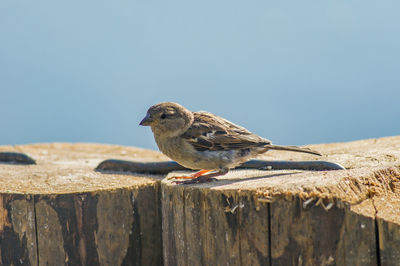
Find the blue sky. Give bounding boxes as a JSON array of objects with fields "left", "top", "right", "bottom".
[{"left": 1, "top": 0, "right": 399, "bottom": 150}]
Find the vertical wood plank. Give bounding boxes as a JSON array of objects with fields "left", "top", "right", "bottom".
[
  {"left": 239, "top": 196, "right": 270, "bottom": 266},
  {"left": 270, "top": 196, "right": 377, "bottom": 266},
  {"left": 0, "top": 194, "right": 37, "bottom": 266}
]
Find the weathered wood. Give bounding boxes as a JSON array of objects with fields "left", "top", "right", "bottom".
[
  {"left": 162, "top": 186, "right": 245, "bottom": 266},
  {"left": 238, "top": 195, "right": 270, "bottom": 265},
  {"left": 0, "top": 194, "right": 37, "bottom": 266},
  {"left": 162, "top": 136, "right": 400, "bottom": 266},
  {"left": 374, "top": 193, "right": 400, "bottom": 266},
  {"left": 377, "top": 216, "right": 400, "bottom": 266},
  {"left": 2, "top": 137, "right": 400, "bottom": 265},
  {"left": 0, "top": 143, "right": 164, "bottom": 265},
  {"left": 269, "top": 196, "right": 377, "bottom": 265}
]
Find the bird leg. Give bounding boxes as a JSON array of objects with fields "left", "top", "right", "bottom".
[
  {"left": 167, "top": 169, "right": 212, "bottom": 180},
  {"left": 172, "top": 169, "right": 228, "bottom": 184}
]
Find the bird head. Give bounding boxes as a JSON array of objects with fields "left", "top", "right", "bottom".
[{"left": 140, "top": 102, "right": 194, "bottom": 137}]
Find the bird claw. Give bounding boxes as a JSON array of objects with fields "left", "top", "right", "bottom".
[
  {"left": 167, "top": 169, "right": 212, "bottom": 180},
  {"left": 167, "top": 175, "right": 190, "bottom": 180}
]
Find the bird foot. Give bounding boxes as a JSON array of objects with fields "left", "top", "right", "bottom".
[
  {"left": 167, "top": 169, "right": 211, "bottom": 180},
  {"left": 173, "top": 176, "right": 218, "bottom": 184},
  {"left": 169, "top": 169, "right": 227, "bottom": 184}
]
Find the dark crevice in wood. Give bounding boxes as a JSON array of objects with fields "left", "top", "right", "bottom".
[
  {"left": 183, "top": 189, "right": 188, "bottom": 266},
  {"left": 267, "top": 203, "right": 272, "bottom": 266},
  {"left": 201, "top": 191, "right": 207, "bottom": 266},
  {"left": 33, "top": 196, "right": 40, "bottom": 266},
  {"left": 372, "top": 199, "right": 381, "bottom": 266},
  {"left": 155, "top": 184, "right": 164, "bottom": 266},
  {"left": 123, "top": 192, "right": 142, "bottom": 265},
  {"left": 375, "top": 218, "right": 381, "bottom": 266},
  {"left": 238, "top": 196, "right": 242, "bottom": 266}
]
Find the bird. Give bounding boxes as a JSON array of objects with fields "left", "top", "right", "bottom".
[{"left": 139, "top": 102, "right": 321, "bottom": 184}]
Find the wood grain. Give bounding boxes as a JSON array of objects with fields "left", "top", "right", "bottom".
[
  {"left": 0, "top": 143, "right": 163, "bottom": 265},
  {"left": 1, "top": 137, "right": 400, "bottom": 265}
]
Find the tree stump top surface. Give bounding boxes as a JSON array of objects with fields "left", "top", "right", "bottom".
[
  {"left": 1, "top": 137, "right": 399, "bottom": 223},
  {"left": 0, "top": 143, "right": 169, "bottom": 194},
  {"left": 163, "top": 136, "right": 400, "bottom": 224}
]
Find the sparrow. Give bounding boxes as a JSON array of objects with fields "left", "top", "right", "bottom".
[{"left": 139, "top": 102, "right": 321, "bottom": 184}]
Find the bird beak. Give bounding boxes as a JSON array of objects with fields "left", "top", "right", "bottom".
[{"left": 139, "top": 113, "right": 153, "bottom": 126}]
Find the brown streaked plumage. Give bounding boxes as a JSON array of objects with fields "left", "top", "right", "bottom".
[{"left": 140, "top": 102, "right": 321, "bottom": 184}]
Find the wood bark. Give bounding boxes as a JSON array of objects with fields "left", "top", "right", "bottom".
[
  {"left": 0, "top": 143, "right": 163, "bottom": 266},
  {"left": 161, "top": 136, "right": 400, "bottom": 266},
  {"left": 1, "top": 137, "right": 400, "bottom": 265},
  {"left": 0, "top": 194, "right": 37, "bottom": 265}
]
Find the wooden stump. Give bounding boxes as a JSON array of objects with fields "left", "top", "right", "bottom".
[
  {"left": 161, "top": 136, "right": 400, "bottom": 266},
  {"left": 2, "top": 137, "right": 400, "bottom": 265},
  {"left": 0, "top": 143, "right": 166, "bottom": 266}
]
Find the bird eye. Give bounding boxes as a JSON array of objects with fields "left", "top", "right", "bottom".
[{"left": 160, "top": 113, "right": 167, "bottom": 119}]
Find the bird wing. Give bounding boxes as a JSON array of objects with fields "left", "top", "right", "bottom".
[{"left": 181, "top": 112, "right": 271, "bottom": 151}]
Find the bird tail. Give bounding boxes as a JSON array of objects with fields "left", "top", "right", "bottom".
[{"left": 263, "top": 144, "right": 322, "bottom": 156}]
